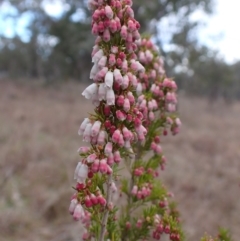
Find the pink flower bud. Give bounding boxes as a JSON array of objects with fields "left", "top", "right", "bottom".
[
  {"left": 126, "top": 114, "right": 133, "bottom": 122},
  {"left": 92, "top": 22, "right": 99, "bottom": 35},
  {"left": 77, "top": 146, "right": 90, "bottom": 154},
  {"left": 108, "top": 54, "right": 116, "bottom": 67},
  {"left": 97, "top": 130, "right": 106, "bottom": 145},
  {"left": 175, "top": 118, "right": 181, "bottom": 127},
  {"left": 128, "top": 19, "right": 136, "bottom": 32},
  {"left": 98, "top": 195, "right": 107, "bottom": 206},
  {"left": 116, "top": 58, "right": 122, "bottom": 67},
  {"left": 136, "top": 219, "right": 143, "bottom": 229},
  {"left": 92, "top": 159, "right": 100, "bottom": 173},
  {"left": 105, "top": 5, "right": 114, "bottom": 19},
  {"left": 136, "top": 191, "right": 142, "bottom": 199},
  {"left": 123, "top": 98, "right": 130, "bottom": 112},
  {"left": 149, "top": 111, "right": 155, "bottom": 121},
  {"left": 104, "top": 105, "right": 111, "bottom": 116},
  {"left": 87, "top": 153, "right": 97, "bottom": 163},
  {"left": 131, "top": 186, "right": 138, "bottom": 196},
  {"left": 91, "top": 120, "right": 101, "bottom": 137},
  {"left": 150, "top": 142, "right": 157, "bottom": 151},
  {"left": 111, "top": 46, "right": 118, "bottom": 53},
  {"left": 78, "top": 118, "right": 90, "bottom": 135},
  {"left": 116, "top": 110, "right": 126, "bottom": 121},
  {"left": 134, "top": 117, "right": 141, "bottom": 127},
  {"left": 104, "top": 142, "right": 113, "bottom": 156},
  {"left": 113, "top": 150, "right": 121, "bottom": 163},
  {"left": 103, "top": 28, "right": 111, "bottom": 42},
  {"left": 82, "top": 232, "right": 90, "bottom": 241},
  {"left": 92, "top": 9, "right": 100, "bottom": 21},
  {"left": 126, "top": 222, "right": 131, "bottom": 229},
  {"left": 125, "top": 6, "right": 134, "bottom": 18},
  {"left": 113, "top": 68, "right": 123, "bottom": 84},
  {"left": 127, "top": 91, "right": 135, "bottom": 105},
  {"left": 122, "top": 59, "right": 128, "bottom": 73},
  {"left": 116, "top": 95, "right": 124, "bottom": 106},
  {"left": 120, "top": 25, "right": 128, "bottom": 39},
  {"left": 107, "top": 153, "right": 114, "bottom": 166},
  {"left": 112, "top": 129, "right": 121, "bottom": 143},
  {"left": 109, "top": 19, "right": 117, "bottom": 33},
  {"left": 155, "top": 145, "right": 162, "bottom": 154},
  {"left": 133, "top": 30, "right": 140, "bottom": 40},
  {"left": 90, "top": 193, "right": 98, "bottom": 205},
  {"left": 122, "top": 75, "right": 129, "bottom": 89},
  {"left": 107, "top": 165, "right": 113, "bottom": 174},
  {"left": 118, "top": 133, "right": 125, "bottom": 147},
  {"left": 84, "top": 195, "right": 93, "bottom": 208},
  {"left": 97, "top": 21, "right": 104, "bottom": 33},
  {"left": 122, "top": 127, "right": 133, "bottom": 141},
  {"left": 99, "top": 159, "right": 108, "bottom": 173},
  {"left": 126, "top": 32, "right": 133, "bottom": 43}
]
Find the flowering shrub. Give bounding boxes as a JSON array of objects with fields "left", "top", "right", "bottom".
[{"left": 69, "top": 1, "right": 232, "bottom": 241}]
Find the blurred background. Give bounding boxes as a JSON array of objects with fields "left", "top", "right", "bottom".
[{"left": 0, "top": 0, "right": 240, "bottom": 241}]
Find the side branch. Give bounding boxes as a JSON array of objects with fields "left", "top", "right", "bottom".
[{"left": 99, "top": 174, "right": 113, "bottom": 241}]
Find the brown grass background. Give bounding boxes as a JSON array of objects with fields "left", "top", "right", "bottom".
[{"left": 0, "top": 80, "right": 240, "bottom": 241}]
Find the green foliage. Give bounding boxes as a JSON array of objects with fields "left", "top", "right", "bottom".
[{"left": 218, "top": 228, "right": 232, "bottom": 241}]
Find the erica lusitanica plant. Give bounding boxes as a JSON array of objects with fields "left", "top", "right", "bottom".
[{"left": 68, "top": 1, "right": 232, "bottom": 241}]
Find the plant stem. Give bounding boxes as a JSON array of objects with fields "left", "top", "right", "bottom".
[{"left": 99, "top": 174, "right": 113, "bottom": 241}]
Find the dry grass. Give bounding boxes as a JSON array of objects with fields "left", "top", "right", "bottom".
[{"left": 0, "top": 79, "right": 239, "bottom": 241}]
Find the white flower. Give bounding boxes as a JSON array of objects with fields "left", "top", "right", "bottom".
[
  {"left": 78, "top": 118, "right": 90, "bottom": 135},
  {"left": 98, "top": 83, "right": 107, "bottom": 101},
  {"left": 92, "top": 49, "right": 104, "bottom": 63},
  {"left": 98, "top": 56, "right": 107, "bottom": 69},
  {"left": 136, "top": 83, "right": 143, "bottom": 96},
  {"left": 136, "top": 61, "right": 145, "bottom": 72},
  {"left": 90, "top": 63, "right": 99, "bottom": 79},
  {"left": 92, "top": 94, "right": 100, "bottom": 107},
  {"left": 69, "top": 198, "right": 78, "bottom": 214},
  {"left": 82, "top": 83, "right": 98, "bottom": 100},
  {"left": 73, "top": 203, "right": 85, "bottom": 221},
  {"left": 105, "top": 71, "right": 114, "bottom": 88},
  {"left": 83, "top": 123, "right": 93, "bottom": 142},
  {"left": 106, "top": 89, "right": 115, "bottom": 105},
  {"left": 74, "top": 162, "right": 88, "bottom": 184}
]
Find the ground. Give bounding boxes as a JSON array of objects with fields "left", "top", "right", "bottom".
[{"left": 0, "top": 79, "right": 239, "bottom": 241}]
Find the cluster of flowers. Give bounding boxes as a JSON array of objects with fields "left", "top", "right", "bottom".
[
  {"left": 135, "top": 38, "right": 181, "bottom": 131},
  {"left": 115, "top": 36, "right": 184, "bottom": 240},
  {"left": 152, "top": 214, "right": 181, "bottom": 241},
  {"left": 69, "top": 0, "right": 151, "bottom": 239}
]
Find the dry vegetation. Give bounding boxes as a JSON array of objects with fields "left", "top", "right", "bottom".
[{"left": 0, "top": 79, "right": 240, "bottom": 241}]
